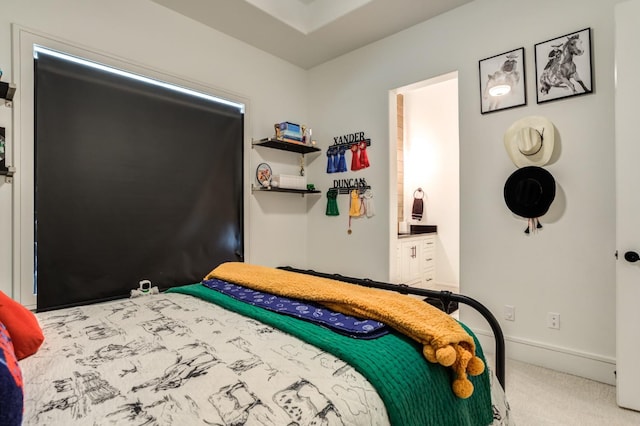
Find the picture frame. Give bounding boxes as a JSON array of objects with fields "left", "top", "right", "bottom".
[
  {"left": 256, "top": 162, "right": 272, "bottom": 187},
  {"left": 479, "top": 47, "right": 526, "bottom": 114},
  {"left": 534, "top": 28, "right": 593, "bottom": 104}
]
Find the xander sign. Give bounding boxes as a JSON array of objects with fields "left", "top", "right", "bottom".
[
  {"left": 328, "top": 131, "right": 372, "bottom": 173},
  {"left": 333, "top": 131, "right": 366, "bottom": 145}
]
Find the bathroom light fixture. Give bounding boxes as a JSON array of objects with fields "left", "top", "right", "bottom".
[{"left": 489, "top": 84, "right": 511, "bottom": 97}]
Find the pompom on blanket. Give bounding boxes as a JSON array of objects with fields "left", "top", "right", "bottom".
[{"left": 205, "top": 262, "right": 485, "bottom": 398}]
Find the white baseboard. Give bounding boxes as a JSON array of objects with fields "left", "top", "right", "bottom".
[{"left": 472, "top": 328, "right": 616, "bottom": 386}]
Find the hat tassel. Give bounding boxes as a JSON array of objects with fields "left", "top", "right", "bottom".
[{"left": 524, "top": 218, "right": 543, "bottom": 234}]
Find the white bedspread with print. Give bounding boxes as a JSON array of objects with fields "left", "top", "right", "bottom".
[
  {"left": 19, "top": 291, "right": 511, "bottom": 425},
  {"left": 20, "top": 293, "right": 387, "bottom": 425}
]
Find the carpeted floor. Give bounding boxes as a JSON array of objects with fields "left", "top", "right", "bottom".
[{"left": 505, "top": 358, "right": 640, "bottom": 425}]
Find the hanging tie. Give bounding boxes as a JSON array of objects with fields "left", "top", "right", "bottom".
[
  {"left": 359, "top": 141, "right": 370, "bottom": 169},
  {"left": 350, "top": 144, "right": 361, "bottom": 171},
  {"left": 412, "top": 188, "right": 424, "bottom": 221}
]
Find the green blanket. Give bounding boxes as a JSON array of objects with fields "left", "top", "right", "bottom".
[{"left": 168, "top": 283, "right": 494, "bottom": 426}]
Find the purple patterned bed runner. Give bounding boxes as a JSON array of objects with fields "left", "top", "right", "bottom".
[{"left": 203, "top": 278, "right": 389, "bottom": 339}]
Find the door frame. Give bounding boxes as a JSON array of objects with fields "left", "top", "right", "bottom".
[
  {"left": 614, "top": 0, "right": 640, "bottom": 410},
  {"left": 387, "top": 72, "right": 460, "bottom": 289}
]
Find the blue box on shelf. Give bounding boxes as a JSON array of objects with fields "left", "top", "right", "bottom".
[{"left": 278, "top": 122, "right": 302, "bottom": 141}]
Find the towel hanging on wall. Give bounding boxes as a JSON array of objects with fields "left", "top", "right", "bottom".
[{"left": 412, "top": 188, "right": 424, "bottom": 221}]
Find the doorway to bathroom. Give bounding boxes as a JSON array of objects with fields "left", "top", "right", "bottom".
[{"left": 389, "top": 71, "right": 460, "bottom": 293}]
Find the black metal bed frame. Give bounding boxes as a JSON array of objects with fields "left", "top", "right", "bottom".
[{"left": 279, "top": 266, "right": 506, "bottom": 389}]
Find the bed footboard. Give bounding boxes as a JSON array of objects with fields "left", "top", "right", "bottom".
[{"left": 278, "top": 266, "right": 506, "bottom": 389}]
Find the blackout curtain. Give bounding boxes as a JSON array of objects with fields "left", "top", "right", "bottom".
[{"left": 34, "top": 51, "right": 244, "bottom": 311}]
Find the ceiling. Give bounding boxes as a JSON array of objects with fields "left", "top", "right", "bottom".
[{"left": 151, "top": 0, "right": 474, "bottom": 69}]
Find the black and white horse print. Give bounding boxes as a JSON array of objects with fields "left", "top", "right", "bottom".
[{"left": 539, "top": 34, "right": 590, "bottom": 95}]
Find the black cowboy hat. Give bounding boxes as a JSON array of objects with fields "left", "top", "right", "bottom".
[{"left": 504, "top": 166, "right": 556, "bottom": 219}]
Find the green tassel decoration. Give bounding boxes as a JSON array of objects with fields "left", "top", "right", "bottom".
[{"left": 326, "top": 189, "right": 339, "bottom": 216}]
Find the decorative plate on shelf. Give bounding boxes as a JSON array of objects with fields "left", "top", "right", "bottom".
[{"left": 256, "top": 163, "right": 272, "bottom": 187}]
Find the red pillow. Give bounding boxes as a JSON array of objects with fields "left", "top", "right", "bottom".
[{"left": 0, "top": 291, "right": 44, "bottom": 360}]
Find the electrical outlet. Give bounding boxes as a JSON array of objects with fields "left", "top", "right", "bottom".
[
  {"left": 504, "top": 305, "right": 515, "bottom": 321},
  {"left": 547, "top": 312, "right": 560, "bottom": 329}
]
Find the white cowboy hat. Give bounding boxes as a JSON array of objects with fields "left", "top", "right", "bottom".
[{"left": 504, "top": 116, "right": 555, "bottom": 167}]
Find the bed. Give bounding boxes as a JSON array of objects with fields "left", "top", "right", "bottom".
[{"left": 7, "top": 262, "right": 511, "bottom": 425}]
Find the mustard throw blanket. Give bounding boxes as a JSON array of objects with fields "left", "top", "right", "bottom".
[{"left": 205, "top": 262, "right": 485, "bottom": 398}]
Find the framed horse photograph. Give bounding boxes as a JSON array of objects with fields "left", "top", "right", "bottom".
[
  {"left": 535, "top": 28, "right": 593, "bottom": 104},
  {"left": 478, "top": 47, "right": 526, "bottom": 114}
]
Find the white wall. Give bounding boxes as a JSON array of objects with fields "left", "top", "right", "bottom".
[
  {"left": 0, "top": 0, "right": 311, "bottom": 300},
  {"left": 0, "top": 0, "right": 625, "bottom": 385},
  {"left": 404, "top": 78, "right": 460, "bottom": 286},
  {"left": 307, "top": 0, "right": 620, "bottom": 384}
]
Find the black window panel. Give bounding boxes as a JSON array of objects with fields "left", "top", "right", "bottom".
[{"left": 35, "top": 52, "right": 244, "bottom": 311}]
